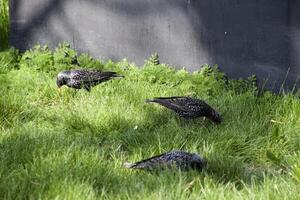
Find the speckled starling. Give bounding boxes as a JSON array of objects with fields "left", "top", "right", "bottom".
[
  {"left": 56, "top": 69, "right": 124, "bottom": 91},
  {"left": 146, "top": 96, "right": 222, "bottom": 124},
  {"left": 124, "top": 150, "right": 206, "bottom": 171}
]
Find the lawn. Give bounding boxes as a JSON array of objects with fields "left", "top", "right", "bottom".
[{"left": 0, "top": 44, "right": 300, "bottom": 199}]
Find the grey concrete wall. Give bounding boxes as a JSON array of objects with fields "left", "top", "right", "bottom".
[{"left": 10, "top": 0, "right": 300, "bottom": 90}]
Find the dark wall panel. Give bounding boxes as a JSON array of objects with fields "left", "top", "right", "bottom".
[{"left": 10, "top": 0, "right": 300, "bottom": 90}]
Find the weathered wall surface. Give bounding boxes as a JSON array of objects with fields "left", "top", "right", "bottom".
[{"left": 10, "top": 0, "right": 300, "bottom": 90}]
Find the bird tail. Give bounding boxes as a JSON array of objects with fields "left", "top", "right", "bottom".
[
  {"left": 145, "top": 98, "right": 182, "bottom": 111},
  {"left": 145, "top": 96, "right": 186, "bottom": 103},
  {"left": 101, "top": 71, "right": 124, "bottom": 78},
  {"left": 110, "top": 72, "right": 124, "bottom": 78},
  {"left": 145, "top": 99, "right": 155, "bottom": 103},
  {"left": 123, "top": 162, "right": 136, "bottom": 168},
  {"left": 145, "top": 97, "right": 169, "bottom": 103},
  {"left": 112, "top": 74, "right": 124, "bottom": 78}
]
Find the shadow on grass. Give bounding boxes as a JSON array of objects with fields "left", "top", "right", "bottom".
[
  {"left": 204, "top": 157, "right": 268, "bottom": 189},
  {"left": 0, "top": 78, "right": 39, "bottom": 129},
  {"left": 0, "top": 128, "right": 131, "bottom": 198}
]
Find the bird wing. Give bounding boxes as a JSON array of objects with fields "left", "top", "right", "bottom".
[
  {"left": 184, "top": 98, "right": 211, "bottom": 112},
  {"left": 128, "top": 152, "right": 175, "bottom": 169},
  {"left": 150, "top": 96, "right": 201, "bottom": 112},
  {"left": 129, "top": 151, "right": 191, "bottom": 170},
  {"left": 71, "top": 70, "right": 90, "bottom": 82},
  {"left": 72, "top": 70, "right": 120, "bottom": 84}
]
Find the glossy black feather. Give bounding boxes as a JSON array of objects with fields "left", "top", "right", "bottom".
[
  {"left": 124, "top": 151, "right": 206, "bottom": 171},
  {"left": 146, "top": 96, "right": 222, "bottom": 124},
  {"left": 56, "top": 69, "right": 123, "bottom": 91}
]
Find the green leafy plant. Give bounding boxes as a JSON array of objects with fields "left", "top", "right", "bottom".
[
  {"left": 19, "top": 45, "right": 55, "bottom": 72},
  {"left": 145, "top": 52, "right": 160, "bottom": 66},
  {"left": 53, "top": 42, "right": 78, "bottom": 66}
]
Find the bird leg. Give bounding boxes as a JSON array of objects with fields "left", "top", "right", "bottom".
[{"left": 84, "top": 85, "right": 91, "bottom": 92}]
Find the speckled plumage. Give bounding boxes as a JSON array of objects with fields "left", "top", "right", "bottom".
[
  {"left": 146, "top": 96, "right": 222, "bottom": 124},
  {"left": 56, "top": 69, "right": 123, "bottom": 91},
  {"left": 124, "top": 151, "right": 206, "bottom": 171}
]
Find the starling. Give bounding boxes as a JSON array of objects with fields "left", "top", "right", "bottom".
[
  {"left": 146, "top": 96, "right": 222, "bottom": 124},
  {"left": 56, "top": 69, "right": 124, "bottom": 91},
  {"left": 124, "top": 150, "right": 206, "bottom": 171}
]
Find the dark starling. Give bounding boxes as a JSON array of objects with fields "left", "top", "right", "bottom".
[
  {"left": 146, "top": 96, "right": 222, "bottom": 124},
  {"left": 124, "top": 150, "right": 206, "bottom": 171},
  {"left": 56, "top": 69, "right": 124, "bottom": 91}
]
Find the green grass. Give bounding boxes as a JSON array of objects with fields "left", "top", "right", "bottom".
[
  {"left": 0, "top": 44, "right": 300, "bottom": 199},
  {"left": 0, "top": 0, "right": 8, "bottom": 50}
]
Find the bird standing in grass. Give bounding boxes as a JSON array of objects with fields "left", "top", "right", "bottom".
[
  {"left": 56, "top": 69, "right": 124, "bottom": 91},
  {"left": 124, "top": 150, "right": 206, "bottom": 171},
  {"left": 146, "top": 96, "right": 222, "bottom": 124}
]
